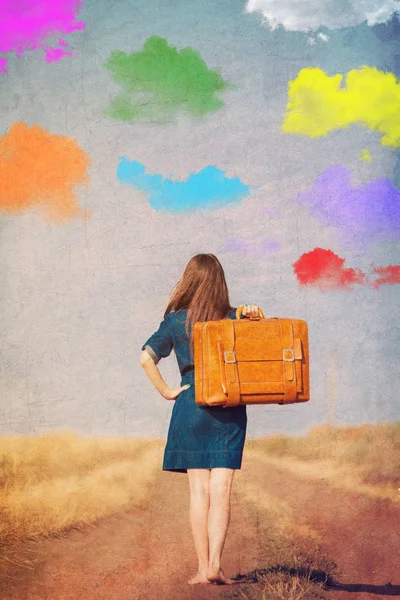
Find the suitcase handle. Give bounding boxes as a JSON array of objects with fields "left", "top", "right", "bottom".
[{"left": 235, "top": 305, "right": 265, "bottom": 320}]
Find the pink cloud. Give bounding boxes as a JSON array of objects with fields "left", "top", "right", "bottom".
[{"left": 0, "top": 0, "right": 85, "bottom": 72}]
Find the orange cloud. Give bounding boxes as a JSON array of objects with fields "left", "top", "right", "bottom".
[{"left": 0, "top": 122, "right": 91, "bottom": 221}]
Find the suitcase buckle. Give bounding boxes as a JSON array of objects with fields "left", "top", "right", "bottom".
[
  {"left": 224, "top": 350, "right": 236, "bottom": 364},
  {"left": 283, "top": 348, "right": 295, "bottom": 362}
]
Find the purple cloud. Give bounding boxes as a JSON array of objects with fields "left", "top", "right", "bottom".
[
  {"left": 296, "top": 165, "right": 400, "bottom": 247},
  {"left": 219, "top": 236, "right": 280, "bottom": 256},
  {"left": 261, "top": 208, "right": 282, "bottom": 217}
]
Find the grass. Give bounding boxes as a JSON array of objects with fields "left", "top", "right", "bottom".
[
  {"left": 232, "top": 566, "right": 329, "bottom": 600},
  {"left": 247, "top": 422, "right": 400, "bottom": 493},
  {"left": 0, "top": 430, "right": 163, "bottom": 543}
]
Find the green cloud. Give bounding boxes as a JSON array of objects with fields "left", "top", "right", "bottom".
[{"left": 103, "top": 36, "right": 231, "bottom": 123}]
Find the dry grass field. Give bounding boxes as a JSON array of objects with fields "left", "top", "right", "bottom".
[
  {"left": 0, "top": 431, "right": 163, "bottom": 543},
  {"left": 246, "top": 422, "right": 400, "bottom": 501},
  {"left": 1, "top": 424, "right": 398, "bottom": 600}
]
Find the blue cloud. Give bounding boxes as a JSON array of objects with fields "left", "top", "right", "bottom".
[{"left": 116, "top": 158, "right": 250, "bottom": 213}]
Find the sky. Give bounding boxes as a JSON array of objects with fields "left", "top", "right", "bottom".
[{"left": 0, "top": 0, "right": 399, "bottom": 438}]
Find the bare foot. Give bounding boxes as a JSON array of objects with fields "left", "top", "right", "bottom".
[
  {"left": 188, "top": 570, "right": 211, "bottom": 585},
  {"left": 207, "top": 568, "right": 235, "bottom": 585}
]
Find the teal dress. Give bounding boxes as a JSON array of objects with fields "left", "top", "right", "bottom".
[{"left": 142, "top": 308, "right": 247, "bottom": 473}]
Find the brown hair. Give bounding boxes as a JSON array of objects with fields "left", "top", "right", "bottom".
[{"left": 164, "top": 254, "right": 232, "bottom": 353}]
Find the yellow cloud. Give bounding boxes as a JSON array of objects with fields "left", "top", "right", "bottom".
[{"left": 282, "top": 67, "right": 400, "bottom": 149}]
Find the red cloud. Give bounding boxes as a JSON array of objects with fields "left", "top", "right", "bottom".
[
  {"left": 293, "top": 248, "right": 365, "bottom": 290},
  {"left": 293, "top": 248, "right": 400, "bottom": 290},
  {"left": 370, "top": 265, "right": 400, "bottom": 289}
]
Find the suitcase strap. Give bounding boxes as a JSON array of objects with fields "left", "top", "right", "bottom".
[
  {"left": 278, "top": 319, "right": 298, "bottom": 404},
  {"left": 222, "top": 319, "right": 241, "bottom": 408},
  {"left": 222, "top": 318, "right": 299, "bottom": 407}
]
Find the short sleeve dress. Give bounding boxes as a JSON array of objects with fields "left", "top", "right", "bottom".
[{"left": 141, "top": 308, "right": 247, "bottom": 473}]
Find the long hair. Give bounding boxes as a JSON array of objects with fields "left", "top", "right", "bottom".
[{"left": 164, "top": 254, "right": 232, "bottom": 354}]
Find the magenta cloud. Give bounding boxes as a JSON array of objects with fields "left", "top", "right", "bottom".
[{"left": 0, "top": 0, "right": 85, "bottom": 73}]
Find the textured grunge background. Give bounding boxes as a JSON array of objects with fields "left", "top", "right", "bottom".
[{"left": 1, "top": 0, "right": 400, "bottom": 438}]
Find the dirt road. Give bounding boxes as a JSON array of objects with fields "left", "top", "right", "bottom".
[
  {"left": 248, "top": 453, "right": 400, "bottom": 599},
  {"left": 2, "top": 453, "right": 399, "bottom": 600}
]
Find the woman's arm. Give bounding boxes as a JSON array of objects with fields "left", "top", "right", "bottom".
[{"left": 140, "top": 349, "right": 190, "bottom": 400}]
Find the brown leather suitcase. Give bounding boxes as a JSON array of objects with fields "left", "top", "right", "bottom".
[{"left": 193, "top": 305, "right": 310, "bottom": 407}]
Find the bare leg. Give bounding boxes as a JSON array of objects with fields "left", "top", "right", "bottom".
[
  {"left": 207, "top": 468, "right": 235, "bottom": 584},
  {"left": 187, "top": 468, "right": 211, "bottom": 584}
]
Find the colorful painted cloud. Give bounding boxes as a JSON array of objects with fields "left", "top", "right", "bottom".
[
  {"left": 282, "top": 67, "right": 400, "bottom": 149},
  {"left": 104, "top": 36, "right": 230, "bottom": 122},
  {"left": 370, "top": 265, "right": 400, "bottom": 288},
  {"left": 116, "top": 159, "right": 250, "bottom": 213},
  {"left": 219, "top": 237, "right": 280, "bottom": 256},
  {"left": 0, "top": 122, "right": 90, "bottom": 221},
  {"left": 293, "top": 248, "right": 400, "bottom": 290},
  {"left": 296, "top": 165, "right": 400, "bottom": 247},
  {"left": 245, "top": 0, "right": 399, "bottom": 32},
  {"left": 293, "top": 248, "right": 365, "bottom": 290},
  {"left": 0, "top": 0, "right": 85, "bottom": 73}
]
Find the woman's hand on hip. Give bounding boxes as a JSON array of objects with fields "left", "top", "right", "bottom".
[
  {"left": 242, "top": 304, "right": 260, "bottom": 318},
  {"left": 163, "top": 384, "right": 191, "bottom": 401},
  {"left": 140, "top": 350, "right": 191, "bottom": 400}
]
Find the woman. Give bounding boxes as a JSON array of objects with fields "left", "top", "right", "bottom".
[{"left": 140, "top": 253, "right": 260, "bottom": 586}]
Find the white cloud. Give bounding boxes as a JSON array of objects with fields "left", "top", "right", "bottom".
[{"left": 245, "top": 0, "right": 399, "bottom": 32}]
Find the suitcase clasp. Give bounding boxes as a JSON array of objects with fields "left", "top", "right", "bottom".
[
  {"left": 224, "top": 350, "right": 237, "bottom": 364},
  {"left": 283, "top": 349, "right": 295, "bottom": 362}
]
